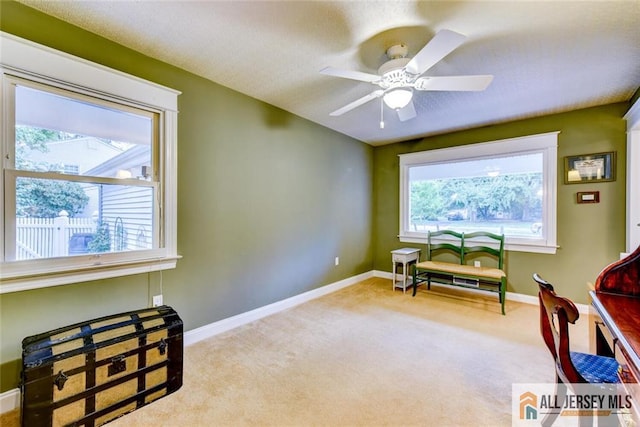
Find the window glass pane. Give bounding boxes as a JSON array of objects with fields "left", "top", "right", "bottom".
[
  {"left": 408, "top": 153, "right": 543, "bottom": 238},
  {"left": 15, "top": 85, "right": 153, "bottom": 179},
  {"left": 15, "top": 177, "right": 155, "bottom": 260}
]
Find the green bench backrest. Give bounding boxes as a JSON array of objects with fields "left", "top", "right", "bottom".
[
  {"left": 463, "top": 231, "right": 505, "bottom": 270},
  {"left": 427, "top": 230, "right": 464, "bottom": 262},
  {"left": 427, "top": 230, "right": 505, "bottom": 270}
]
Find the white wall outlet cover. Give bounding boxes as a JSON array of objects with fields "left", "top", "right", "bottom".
[{"left": 153, "top": 295, "right": 163, "bottom": 306}]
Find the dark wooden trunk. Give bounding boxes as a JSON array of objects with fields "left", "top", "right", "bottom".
[{"left": 21, "top": 306, "right": 183, "bottom": 427}]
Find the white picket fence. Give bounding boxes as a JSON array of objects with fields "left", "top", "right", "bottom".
[{"left": 16, "top": 211, "right": 95, "bottom": 260}]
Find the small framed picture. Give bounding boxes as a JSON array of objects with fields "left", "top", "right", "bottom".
[
  {"left": 577, "top": 191, "right": 599, "bottom": 204},
  {"left": 564, "top": 151, "right": 615, "bottom": 184}
]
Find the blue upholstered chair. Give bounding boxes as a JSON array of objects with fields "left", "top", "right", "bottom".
[{"left": 534, "top": 273, "right": 620, "bottom": 427}]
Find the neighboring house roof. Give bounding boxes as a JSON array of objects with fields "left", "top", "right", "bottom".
[
  {"left": 84, "top": 144, "right": 150, "bottom": 178},
  {"left": 26, "top": 137, "right": 123, "bottom": 174}
]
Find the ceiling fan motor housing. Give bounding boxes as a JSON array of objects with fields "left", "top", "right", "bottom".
[
  {"left": 378, "top": 57, "right": 412, "bottom": 89},
  {"left": 385, "top": 43, "right": 408, "bottom": 59},
  {"left": 377, "top": 44, "right": 414, "bottom": 89}
]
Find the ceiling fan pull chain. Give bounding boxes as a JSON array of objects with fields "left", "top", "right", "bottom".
[{"left": 379, "top": 98, "right": 385, "bottom": 129}]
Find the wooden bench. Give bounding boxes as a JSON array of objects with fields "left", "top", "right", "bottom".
[{"left": 411, "top": 230, "right": 507, "bottom": 314}]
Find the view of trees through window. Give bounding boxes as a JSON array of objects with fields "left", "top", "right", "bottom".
[
  {"left": 13, "top": 123, "right": 154, "bottom": 259},
  {"left": 3, "top": 81, "right": 160, "bottom": 261},
  {"left": 408, "top": 154, "right": 544, "bottom": 238},
  {"left": 16, "top": 126, "right": 91, "bottom": 218}
]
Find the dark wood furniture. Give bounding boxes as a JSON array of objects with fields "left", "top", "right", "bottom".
[
  {"left": 412, "top": 230, "right": 506, "bottom": 314},
  {"left": 21, "top": 306, "right": 183, "bottom": 427},
  {"left": 535, "top": 273, "right": 621, "bottom": 427},
  {"left": 590, "top": 245, "right": 640, "bottom": 425}
]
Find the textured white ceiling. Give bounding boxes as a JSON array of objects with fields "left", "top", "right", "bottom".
[{"left": 16, "top": 0, "right": 640, "bottom": 146}]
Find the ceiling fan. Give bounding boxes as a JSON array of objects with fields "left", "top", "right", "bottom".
[{"left": 320, "top": 29, "right": 493, "bottom": 124}]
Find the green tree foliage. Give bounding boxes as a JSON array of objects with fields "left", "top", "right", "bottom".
[
  {"left": 16, "top": 178, "right": 89, "bottom": 217},
  {"left": 15, "top": 127, "right": 59, "bottom": 170},
  {"left": 410, "top": 181, "right": 445, "bottom": 221},
  {"left": 88, "top": 221, "right": 111, "bottom": 253},
  {"left": 411, "top": 173, "right": 542, "bottom": 222},
  {"left": 15, "top": 126, "right": 89, "bottom": 218}
]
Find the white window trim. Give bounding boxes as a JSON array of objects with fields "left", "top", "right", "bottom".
[
  {"left": 624, "top": 100, "right": 640, "bottom": 254},
  {"left": 0, "top": 31, "right": 181, "bottom": 293},
  {"left": 398, "top": 132, "right": 559, "bottom": 254}
]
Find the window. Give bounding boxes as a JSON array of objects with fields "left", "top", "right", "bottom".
[
  {"left": 399, "top": 132, "right": 558, "bottom": 254},
  {"left": 1, "top": 32, "right": 180, "bottom": 292}
]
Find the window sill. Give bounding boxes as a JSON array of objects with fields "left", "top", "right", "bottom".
[
  {"left": 398, "top": 235, "right": 557, "bottom": 255},
  {"left": 0, "top": 256, "right": 181, "bottom": 294}
]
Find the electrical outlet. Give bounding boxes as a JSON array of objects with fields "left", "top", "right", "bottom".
[
  {"left": 152, "top": 294, "right": 163, "bottom": 307},
  {"left": 335, "top": 257, "right": 339, "bottom": 266},
  {"left": 474, "top": 261, "right": 481, "bottom": 268}
]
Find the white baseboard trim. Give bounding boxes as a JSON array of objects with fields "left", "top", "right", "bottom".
[
  {"left": 372, "top": 270, "right": 590, "bottom": 314},
  {"left": 507, "top": 291, "right": 590, "bottom": 314},
  {"left": 373, "top": 270, "right": 393, "bottom": 280},
  {"left": 183, "top": 271, "right": 374, "bottom": 346},
  {"left": 1, "top": 269, "right": 588, "bottom": 415},
  {"left": 0, "top": 271, "right": 375, "bottom": 416},
  {"left": 0, "top": 388, "right": 19, "bottom": 415}
]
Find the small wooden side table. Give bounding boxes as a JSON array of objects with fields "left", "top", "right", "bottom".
[{"left": 391, "top": 248, "right": 421, "bottom": 293}]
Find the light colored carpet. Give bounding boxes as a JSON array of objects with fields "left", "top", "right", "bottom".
[{"left": 2, "top": 277, "right": 591, "bottom": 426}]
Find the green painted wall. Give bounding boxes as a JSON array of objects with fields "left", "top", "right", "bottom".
[
  {"left": 373, "top": 103, "right": 628, "bottom": 306},
  {"left": 0, "top": 0, "right": 631, "bottom": 396},
  {"left": 0, "top": 2, "right": 374, "bottom": 391}
]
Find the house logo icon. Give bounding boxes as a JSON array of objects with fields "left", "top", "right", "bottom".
[{"left": 519, "top": 391, "right": 537, "bottom": 420}]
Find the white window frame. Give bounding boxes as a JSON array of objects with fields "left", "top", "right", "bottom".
[
  {"left": 0, "top": 32, "right": 181, "bottom": 293},
  {"left": 399, "top": 132, "right": 558, "bottom": 254},
  {"left": 624, "top": 100, "right": 640, "bottom": 254}
]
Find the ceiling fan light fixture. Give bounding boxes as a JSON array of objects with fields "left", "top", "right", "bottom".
[
  {"left": 383, "top": 88, "right": 412, "bottom": 110},
  {"left": 321, "top": 30, "right": 493, "bottom": 124}
]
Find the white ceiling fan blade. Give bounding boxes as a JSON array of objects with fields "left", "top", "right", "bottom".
[
  {"left": 329, "top": 90, "right": 384, "bottom": 116},
  {"left": 396, "top": 100, "right": 417, "bottom": 122},
  {"left": 320, "top": 66, "right": 380, "bottom": 83},
  {"left": 405, "top": 29, "right": 467, "bottom": 76},
  {"left": 414, "top": 75, "right": 494, "bottom": 91}
]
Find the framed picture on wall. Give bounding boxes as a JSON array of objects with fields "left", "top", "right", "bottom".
[{"left": 564, "top": 151, "right": 616, "bottom": 184}]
